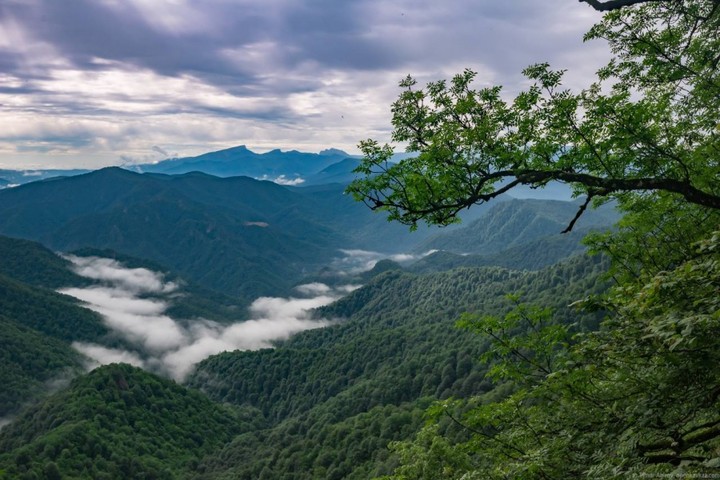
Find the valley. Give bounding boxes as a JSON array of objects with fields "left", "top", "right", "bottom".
[
  {"left": 0, "top": 149, "right": 615, "bottom": 479},
  {"left": 2, "top": 0, "right": 719, "bottom": 477}
]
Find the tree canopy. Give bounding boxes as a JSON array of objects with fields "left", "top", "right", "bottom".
[
  {"left": 348, "top": 0, "right": 720, "bottom": 477},
  {"left": 348, "top": 0, "right": 720, "bottom": 232}
]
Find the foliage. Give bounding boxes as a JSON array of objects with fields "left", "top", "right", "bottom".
[
  {"left": 585, "top": 192, "right": 720, "bottom": 282},
  {"left": 195, "top": 401, "right": 428, "bottom": 480},
  {"left": 0, "top": 235, "right": 88, "bottom": 289},
  {"left": 0, "top": 364, "right": 247, "bottom": 480},
  {"left": 0, "top": 273, "right": 107, "bottom": 344},
  {"left": 347, "top": 0, "right": 720, "bottom": 231},
  {"left": 187, "top": 255, "right": 608, "bottom": 478},
  {"left": 0, "top": 316, "right": 82, "bottom": 417},
  {"left": 385, "top": 230, "right": 720, "bottom": 479},
  {"left": 346, "top": 1, "right": 720, "bottom": 478}
]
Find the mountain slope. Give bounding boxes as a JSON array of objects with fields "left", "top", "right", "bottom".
[
  {"left": 0, "top": 169, "right": 345, "bottom": 300},
  {"left": 0, "top": 364, "right": 252, "bottom": 480},
  {"left": 0, "top": 315, "right": 82, "bottom": 419},
  {"left": 417, "top": 198, "right": 618, "bottom": 255},
  {"left": 0, "top": 168, "right": 517, "bottom": 298},
  {"left": 303, "top": 157, "right": 362, "bottom": 186},
  {"left": 0, "top": 273, "right": 106, "bottom": 344},
  {"left": 0, "top": 272, "right": 101, "bottom": 416},
  {"left": 409, "top": 226, "right": 595, "bottom": 272},
  {"left": 0, "top": 235, "right": 86, "bottom": 288},
  {"left": 0, "top": 234, "right": 256, "bottom": 417},
  {"left": 188, "top": 254, "right": 609, "bottom": 479}
]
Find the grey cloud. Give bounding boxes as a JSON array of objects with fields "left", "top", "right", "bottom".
[
  {"left": 3, "top": 0, "right": 602, "bottom": 85},
  {"left": 0, "top": 0, "right": 609, "bottom": 168},
  {"left": 151, "top": 145, "right": 170, "bottom": 157}
]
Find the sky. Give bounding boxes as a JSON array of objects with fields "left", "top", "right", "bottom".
[{"left": 0, "top": 0, "right": 610, "bottom": 169}]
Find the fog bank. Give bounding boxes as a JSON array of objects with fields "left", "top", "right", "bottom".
[{"left": 61, "top": 256, "right": 346, "bottom": 380}]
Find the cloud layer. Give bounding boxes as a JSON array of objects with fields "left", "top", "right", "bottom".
[
  {"left": 61, "top": 256, "right": 345, "bottom": 380},
  {"left": 0, "top": 0, "right": 610, "bottom": 168},
  {"left": 334, "top": 248, "right": 437, "bottom": 274}
]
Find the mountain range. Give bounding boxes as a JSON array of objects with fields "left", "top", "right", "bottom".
[
  {"left": 0, "top": 146, "right": 361, "bottom": 189},
  {"left": 0, "top": 146, "right": 572, "bottom": 199},
  {"left": 0, "top": 166, "right": 609, "bottom": 303},
  {"left": 0, "top": 144, "right": 622, "bottom": 479}
]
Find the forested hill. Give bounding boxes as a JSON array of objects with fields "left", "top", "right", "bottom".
[
  {"left": 0, "top": 250, "right": 608, "bottom": 480},
  {"left": 0, "top": 236, "right": 88, "bottom": 289},
  {"left": 0, "top": 168, "right": 614, "bottom": 303},
  {"left": 0, "top": 364, "right": 255, "bottom": 480},
  {"left": 0, "top": 234, "right": 247, "bottom": 419},
  {"left": 0, "top": 272, "right": 101, "bottom": 418},
  {"left": 0, "top": 168, "right": 340, "bottom": 302},
  {"left": 185, "top": 254, "right": 608, "bottom": 479},
  {"left": 416, "top": 198, "right": 618, "bottom": 255}
]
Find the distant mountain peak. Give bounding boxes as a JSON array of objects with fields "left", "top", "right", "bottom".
[{"left": 319, "top": 148, "right": 351, "bottom": 157}]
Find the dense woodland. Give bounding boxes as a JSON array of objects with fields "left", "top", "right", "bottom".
[
  {"left": 1, "top": 0, "right": 719, "bottom": 478},
  {"left": 0, "top": 237, "right": 608, "bottom": 479}
]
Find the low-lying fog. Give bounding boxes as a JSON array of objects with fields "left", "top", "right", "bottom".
[{"left": 60, "top": 256, "right": 359, "bottom": 381}]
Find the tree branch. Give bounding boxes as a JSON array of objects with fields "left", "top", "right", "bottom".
[
  {"left": 579, "top": 0, "right": 662, "bottom": 12},
  {"left": 562, "top": 194, "right": 595, "bottom": 234},
  {"left": 357, "top": 167, "right": 720, "bottom": 231},
  {"left": 515, "top": 170, "right": 720, "bottom": 211}
]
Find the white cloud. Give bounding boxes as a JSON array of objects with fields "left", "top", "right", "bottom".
[
  {"left": 273, "top": 175, "right": 305, "bottom": 186},
  {"left": 64, "top": 255, "right": 177, "bottom": 294},
  {"left": 257, "top": 174, "right": 306, "bottom": 186},
  {"left": 61, "top": 256, "right": 347, "bottom": 380},
  {"left": 294, "top": 282, "right": 332, "bottom": 295},
  {"left": 72, "top": 342, "right": 146, "bottom": 369},
  {"left": 334, "top": 248, "right": 437, "bottom": 273}
]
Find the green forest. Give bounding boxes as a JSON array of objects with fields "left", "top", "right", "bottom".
[
  {"left": 345, "top": 0, "right": 720, "bottom": 476},
  {"left": 0, "top": 0, "right": 719, "bottom": 478}
]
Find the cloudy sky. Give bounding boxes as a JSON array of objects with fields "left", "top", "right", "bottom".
[{"left": 0, "top": 0, "right": 609, "bottom": 169}]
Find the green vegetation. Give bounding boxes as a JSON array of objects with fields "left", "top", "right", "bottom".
[
  {"left": 345, "top": 0, "right": 720, "bottom": 477},
  {"left": 0, "top": 238, "right": 105, "bottom": 416},
  {"left": 382, "top": 231, "right": 720, "bottom": 478},
  {"left": 0, "top": 235, "right": 87, "bottom": 289},
  {"left": 0, "top": 364, "right": 250, "bottom": 480},
  {"left": 409, "top": 227, "right": 594, "bottom": 273},
  {"left": 0, "top": 316, "right": 82, "bottom": 418},
  {"left": 69, "top": 247, "right": 248, "bottom": 323},
  {"left": 187, "top": 255, "right": 607, "bottom": 479},
  {"left": 0, "top": 169, "right": 441, "bottom": 301},
  {"left": 0, "top": 273, "right": 106, "bottom": 344},
  {"left": 2, "top": 1, "right": 718, "bottom": 477},
  {"left": 416, "top": 199, "right": 617, "bottom": 255},
  {"left": 348, "top": 1, "right": 719, "bottom": 230}
]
